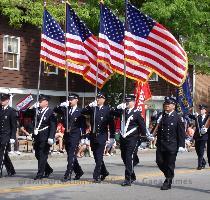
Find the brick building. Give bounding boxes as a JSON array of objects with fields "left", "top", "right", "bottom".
[{"left": 0, "top": 16, "right": 95, "bottom": 108}]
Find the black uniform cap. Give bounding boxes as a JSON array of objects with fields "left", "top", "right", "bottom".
[
  {"left": 199, "top": 104, "right": 208, "bottom": 110},
  {"left": 68, "top": 93, "right": 79, "bottom": 100},
  {"left": 163, "top": 96, "right": 176, "bottom": 105},
  {"left": 125, "top": 94, "right": 136, "bottom": 102},
  {"left": 38, "top": 94, "right": 50, "bottom": 102},
  {"left": 0, "top": 93, "right": 11, "bottom": 101},
  {"left": 96, "top": 92, "right": 106, "bottom": 99}
]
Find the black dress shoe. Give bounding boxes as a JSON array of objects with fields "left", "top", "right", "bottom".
[
  {"left": 93, "top": 178, "right": 101, "bottom": 183},
  {"left": 62, "top": 175, "right": 71, "bottom": 182},
  {"left": 160, "top": 182, "right": 171, "bottom": 190},
  {"left": 101, "top": 172, "right": 109, "bottom": 181},
  {"left": 34, "top": 175, "right": 43, "bottom": 180},
  {"left": 197, "top": 166, "right": 202, "bottom": 170},
  {"left": 74, "top": 171, "right": 84, "bottom": 180},
  {"left": 7, "top": 171, "right": 16, "bottom": 177},
  {"left": 44, "top": 169, "right": 53, "bottom": 178},
  {"left": 201, "top": 165, "right": 206, "bottom": 169},
  {"left": 121, "top": 180, "right": 131, "bottom": 186}
]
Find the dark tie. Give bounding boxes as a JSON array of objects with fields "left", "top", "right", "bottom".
[{"left": 69, "top": 107, "right": 73, "bottom": 115}]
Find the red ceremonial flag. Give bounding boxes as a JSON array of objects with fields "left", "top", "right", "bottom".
[
  {"left": 135, "top": 81, "right": 152, "bottom": 119},
  {"left": 125, "top": 2, "right": 188, "bottom": 86}
]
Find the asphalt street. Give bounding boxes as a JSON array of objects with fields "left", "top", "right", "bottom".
[{"left": 0, "top": 149, "right": 209, "bottom": 200}]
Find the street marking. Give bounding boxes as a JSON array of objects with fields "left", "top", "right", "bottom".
[{"left": 0, "top": 168, "right": 209, "bottom": 194}]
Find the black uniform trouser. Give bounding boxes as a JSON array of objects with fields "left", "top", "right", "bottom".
[
  {"left": 91, "top": 141, "right": 108, "bottom": 179},
  {"left": 65, "top": 138, "right": 83, "bottom": 177},
  {"left": 120, "top": 137, "right": 139, "bottom": 181},
  {"left": 207, "top": 136, "right": 210, "bottom": 165},
  {"left": 34, "top": 141, "right": 52, "bottom": 176},
  {"left": 156, "top": 150, "right": 177, "bottom": 180},
  {"left": 0, "top": 143, "right": 15, "bottom": 175},
  {"left": 133, "top": 139, "right": 141, "bottom": 167},
  {"left": 195, "top": 140, "right": 207, "bottom": 167}
]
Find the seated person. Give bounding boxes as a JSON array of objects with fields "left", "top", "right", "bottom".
[
  {"left": 54, "top": 122, "right": 65, "bottom": 153},
  {"left": 104, "top": 137, "right": 116, "bottom": 156},
  {"left": 77, "top": 126, "right": 93, "bottom": 158},
  {"left": 19, "top": 118, "right": 33, "bottom": 140},
  {"left": 185, "top": 123, "right": 195, "bottom": 151}
]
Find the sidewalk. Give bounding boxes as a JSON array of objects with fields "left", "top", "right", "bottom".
[{"left": 9, "top": 148, "right": 159, "bottom": 160}]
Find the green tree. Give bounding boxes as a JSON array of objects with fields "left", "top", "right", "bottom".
[{"left": 0, "top": 0, "right": 209, "bottom": 102}]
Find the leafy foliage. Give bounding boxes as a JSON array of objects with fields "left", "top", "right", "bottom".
[{"left": 0, "top": 0, "right": 209, "bottom": 99}]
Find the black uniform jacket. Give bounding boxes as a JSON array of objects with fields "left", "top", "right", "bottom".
[
  {"left": 30, "top": 107, "right": 57, "bottom": 142},
  {"left": 156, "top": 111, "right": 185, "bottom": 152},
  {"left": 0, "top": 106, "right": 17, "bottom": 144},
  {"left": 113, "top": 108, "right": 147, "bottom": 140},
  {"left": 54, "top": 106, "right": 86, "bottom": 141},
  {"left": 189, "top": 113, "right": 209, "bottom": 141},
  {"left": 82, "top": 105, "right": 115, "bottom": 144}
]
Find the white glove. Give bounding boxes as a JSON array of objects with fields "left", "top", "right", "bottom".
[
  {"left": 117, "top": 103, "right": 126, "bottom": 110},
  {"left": 194, "top": 112, "right": 199, "bottom": 117},
  {"left": 30, "top": 102, "right": 39, "bottom": 109},
  {"left": 60, "top": 101, "right": 69, "bottom": 107},
  {"left": 10, "top": 139, "right": 15, "bottom": 144},
  {"left": 48, "top": 138, "right": 54, "bottom": 145},
  {"left": 201, "top": 127, "right": 208, "bottom": 135},
  {"left": 89, "top": 100, "right": 97, "bottom": 107},
  {"left": 178, "top": 147, "right": 186, "bottom": 153}
]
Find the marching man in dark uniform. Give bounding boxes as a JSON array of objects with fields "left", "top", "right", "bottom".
[
  {"left": 0, "top": 93, "right": 17, "bottom": 178},
  {"left": 54, "top": 93, "right": 86, "bottom": 182},
  {"left": 156, "top": 97, "right": 185, "bottom": 190},
  {"left": 32, "top": 95, "right": 56, "bottom": 180},
  {"left": 82, "top": 92, "right": 115, "bottom": 183},
  {"left": 116, "top": 94, "right": 147, "bottom": 186},
  {"left": 189, "top": 104, "right": 209, "bottom": 170}
]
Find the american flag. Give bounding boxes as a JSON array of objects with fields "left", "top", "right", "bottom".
[
  {"left": 125, "top": 2, "right": 188, "bottom": 86},
  {"left": 40, "top": 9, "right": 80, "bottom": 71},
  {"left": 98, "top": 3, "right": 152, "bottom": 83},
  {"left": 40, "top": 9, "right": 66, "bottom": 69},
  {"left": 66, "top": 4, "right": 113, "bottom": 89}
]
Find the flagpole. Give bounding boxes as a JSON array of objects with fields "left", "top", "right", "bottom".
[
  {"left": 92, "top": 0, "right": 104, "bottom": 134},
  {"left": 65, "top": 1, "right": 69, "bottom": 132},
  {"left": 122, "top": 0, "right": 128, "bottom": 135},
  {"left": 34, "top": 0, "right": 47, "bottom": 131},
  {"left": 93, "top": 62, "right": 99, "bottom": 134}
]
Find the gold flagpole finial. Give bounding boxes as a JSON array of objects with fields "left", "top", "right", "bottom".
[{"left": 100, "top": 0, "right": 104, "bottom": 4}]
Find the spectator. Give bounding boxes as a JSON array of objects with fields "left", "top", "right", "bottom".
[
  {"left": 148, "top": 123, "right": 157, "bottom": 149},
  {"left": 19, "top": 118, "right": 33, "bottom": 140},
  {"left": 104, "top": 137, "right": 116, "bottom": 156},
  {"left": 54, "top": 122, "right": 65, "bottom": 153},
  {"left": 77, "top": 125, "right": 93, "bottom": 158},
  {"left": 185, "top": 123, "right": 195, "bottom": 152}
]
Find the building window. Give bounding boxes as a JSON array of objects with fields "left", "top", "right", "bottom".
[
  {"left": 149, "top": 73, "right": 158, "bottom": 81},
  {"left": 3, "top": 35, "right": 20, "bottom": 70},
  {"left": 44, "top": 63, "right": 58, "bottom": 75}
]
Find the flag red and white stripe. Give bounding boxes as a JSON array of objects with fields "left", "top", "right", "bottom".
[
  {"left": 125, "top": 3, "right": 188, "bottom": 86},
  {"left": 66, "top": 4, "right": 113, "bottom": 89},
  {"left": 98, "top": 33, "right": 152, "bottom": 82}
]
